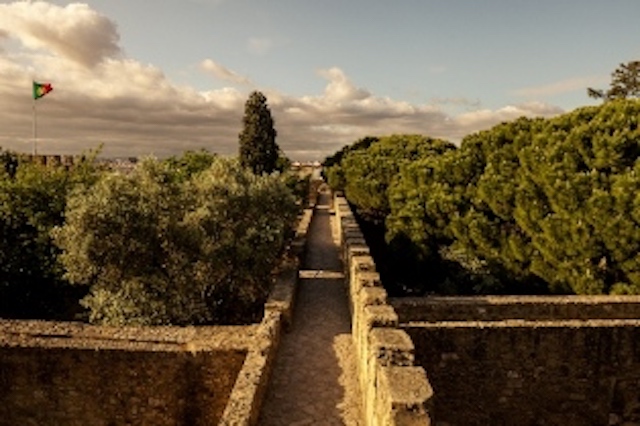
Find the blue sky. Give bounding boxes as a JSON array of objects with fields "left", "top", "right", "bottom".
[{"left": 0, "top": 0, "right": 638, "bottom": 160}]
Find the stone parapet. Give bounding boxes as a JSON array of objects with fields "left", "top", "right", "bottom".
[
  {"left": 391, "top": 295, "right": 640, "bottom": 323},
  {"left": 393, "top": 288, "right": 640, "bottom": 425},
  {"left": 335, "top": 194, "right": 433, "bottom": 425}
]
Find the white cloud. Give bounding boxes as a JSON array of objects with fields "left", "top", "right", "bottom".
[
  {"left": 430, "top": 97, "right": 482, "bottom": 111},
  {"left": 512, "top": 75, "right": 608, "bottom": 98},
  {"left": 453, "top": 102, "right": 563, "bottom": 137},
  {"left": 317, "top": 67, "right": 371, "bottom": 102},
  {"left": 0, "top": 2, "right": 568, "bottom": 161},
  {"left": 200, "top": 59, "right": 252, "bottom": 86},
  {"left": 0, "top": 1, "right": 120, "bottom": 68}
]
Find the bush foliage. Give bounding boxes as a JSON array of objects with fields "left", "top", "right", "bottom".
[
  {"left": 0, "top": 151, "right": 99, "bottom": 318},
  {"left": 325, "top": 100, "right": 640, "bottom": 295},
  {"left": 54, "top": 157, "right": 298, "bottom": 325}
]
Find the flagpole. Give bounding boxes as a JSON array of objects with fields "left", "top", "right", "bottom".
[
  {"left": 31, "top": 80, "right": 53, "bottom": 156},
  {"left": 32, "top": 95, "right": 37, "bottom": 156}
]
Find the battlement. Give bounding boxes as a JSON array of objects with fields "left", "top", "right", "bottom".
[{"left": 21, "top": 154, "right": 76, "bottom": 167}]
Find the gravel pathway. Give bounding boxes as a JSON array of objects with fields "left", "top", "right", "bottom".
[{"left": 259, "top": 188, "right": 363, "bottom": 425}]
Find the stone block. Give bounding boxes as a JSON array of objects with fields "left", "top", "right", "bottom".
[
  {"left": 363, "top": 305, "right": 398, "bottom": 330},
  {"left": 350, "top": 255, "right": 376, "bottom": 284},
  {"left": 359, "top": 286, "right": 388, "bottom": 307},
  {"left": 369, "top": 328, "right": 415, "bottom": 367},
  {"left": 376, "top": 366, "right": 433, "bottom": 426},
  {"left": 359, "top": 305, "right": 399, "bottom": 359},
  {"left": 352, "top": 285, "right": 388, "bottom": 353},
  {"left": 265, "top": 265, "right": 298, "bottom": 331},
  {"left": 344, "top": 239, "right": 369, "bottom": 272},
  {"left": 343, "top": 228, "right": 365, "bottom": 241},
  {"left": 350, "top": 271, "right": 381, "bottom": 312}
]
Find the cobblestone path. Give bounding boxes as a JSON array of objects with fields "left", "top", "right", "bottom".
[{"left": 259, "top": 189, "right": 363, "bottom": 425}]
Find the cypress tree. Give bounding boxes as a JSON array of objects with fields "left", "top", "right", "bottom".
[{"left": 238, "top": 91, "right": 279, "bottom": 174}]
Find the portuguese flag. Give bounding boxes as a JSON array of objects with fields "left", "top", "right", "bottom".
[{"left": 33, "top": 81, "right": 53, "bottom": 99}]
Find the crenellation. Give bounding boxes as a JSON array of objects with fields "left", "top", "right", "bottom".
[
  {"left": 369, "top": 328, "right": 415, "bottom": 367},
  {"left": 377, "top": 366, "right": 433, "bottom": 426},
  {"left": 335, "top": 193, "right": 434, "bottom": 425}
]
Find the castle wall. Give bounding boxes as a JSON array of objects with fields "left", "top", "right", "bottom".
[
  {"left": 0, "top": 321, "right": 249, "bottom": 426},
  {"left": 403, "top": 319, "right": 640, "bottom": 426},
  {"left": 391, "top": 295, "right": 640, "bottom": 322},
  {"left": 335, "top": 195, "right": 434, "bottom": 425}
]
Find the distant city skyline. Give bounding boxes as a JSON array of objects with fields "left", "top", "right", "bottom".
[{"left": 0, "top": 0, "right": 638, "bottom": 160}]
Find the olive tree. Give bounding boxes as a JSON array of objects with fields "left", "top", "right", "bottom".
[{"left": 54, "top": 157, "right": 298, "bottom": 325}]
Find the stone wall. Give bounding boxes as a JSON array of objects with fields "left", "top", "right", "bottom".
[
  {"left": 22, "top": 154, "right": 75, "bottom": 167},
  {"left": 391, "top": 295, "right": 640, "bottom": 322},
  {"left": 395, "top": 297, "right": 640, "bottom": 426},
  {"left": 333, "top": 193, "right": 640, "bottom": 426},
  {"left": 0, "top": 208, "right": 314, "bottom": 426},
  {"left": 0, "top": 321, "right": 250, "bottom": 426},
  {"left": 334, "top": 195, "right": 433, "bottom": 425}
]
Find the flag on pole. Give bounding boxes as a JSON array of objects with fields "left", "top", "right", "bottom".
[{"left": 33, "top": 81, "right": 53, "bottom": 99}]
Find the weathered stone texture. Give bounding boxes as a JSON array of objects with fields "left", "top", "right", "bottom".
[
  {"left": 404, "top": 320, "right": 640, "bottom": 426},
  {"left": 391, "top": 295, "right": 640, "bottom": 323},
  {"left": 336, "top": 194, "right": 433, "bottom": 425},
  {"left": 0, "top": 346, "right": 245, "bottom": 426}
]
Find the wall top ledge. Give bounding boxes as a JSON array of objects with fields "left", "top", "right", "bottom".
[
  {"left": 391, "top": 295, "right": 640, "bottom": 305},
  {"left": 402, "top": 319, "right": 640, "bottom": 328},
  {"left": 0, "top": 319, "right": 258, "bottom": 351}
]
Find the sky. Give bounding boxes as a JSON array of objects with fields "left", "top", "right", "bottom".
[{"left": 0, "top": 1, "right": 638, "bottom": 161}]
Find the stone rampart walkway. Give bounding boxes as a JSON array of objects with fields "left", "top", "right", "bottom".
[{"left": 259, "top": 189, "right": 363, "bottom": 425}]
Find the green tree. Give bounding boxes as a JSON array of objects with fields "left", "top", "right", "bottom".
[
  {"left": 588, "top": 60, "right": 640, "bottom": 100},
  {"left": 515, "top": 100, "right": 640, "bottom": 294},
  {"left": 239, "top": 91, "right": 279, "bottom": 174},
  {"left": 340, "top": 134, "right": 454, "bottom": 221},
  {"left": 324, "top": 134, "right": 455, "bottom": 295},
  {"left": 0, "top": 151, "right": 100, "bottom": 319},
  {"left": 390, "top": 100, "right": 640, "bottom": 295},
  {"left": 162, "top": 149, "right": 217, "bottom": 182},
  {"left": 53, "top": 157, "right": 298, "bottom": 325},
  {"left": 323, "top": 136, "right": 379, "bottom": 192}
]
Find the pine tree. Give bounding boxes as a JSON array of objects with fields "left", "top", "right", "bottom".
[
  {"left": 588, "top": 60, "right": 640, "bottom": 100},
  {"left": 238, "top": 91, "right": 279, "bottom": 174}
]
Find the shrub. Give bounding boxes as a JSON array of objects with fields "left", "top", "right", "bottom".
[
  {"left": 54, "top": 157, "right": 298, "bottom": 325},
  {"left": 0, "top": 151, "right": 99, "bottom": 318}
]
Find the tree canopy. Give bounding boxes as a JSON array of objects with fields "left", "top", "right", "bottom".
[
  {"left": 327, "top": 100, "right": 640, "bottom": 296},
  {"left": 54, "top": 156, "right": 298, "bottom": 325},
  {"left": 588, "top": 60, "right": 640, "bottom": 100},
  {"left": 239, "top": 91, "right": 280, "bottom": 174},
  {"left": 0, "top": 151, "right": 100, "bottom": 318}
]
